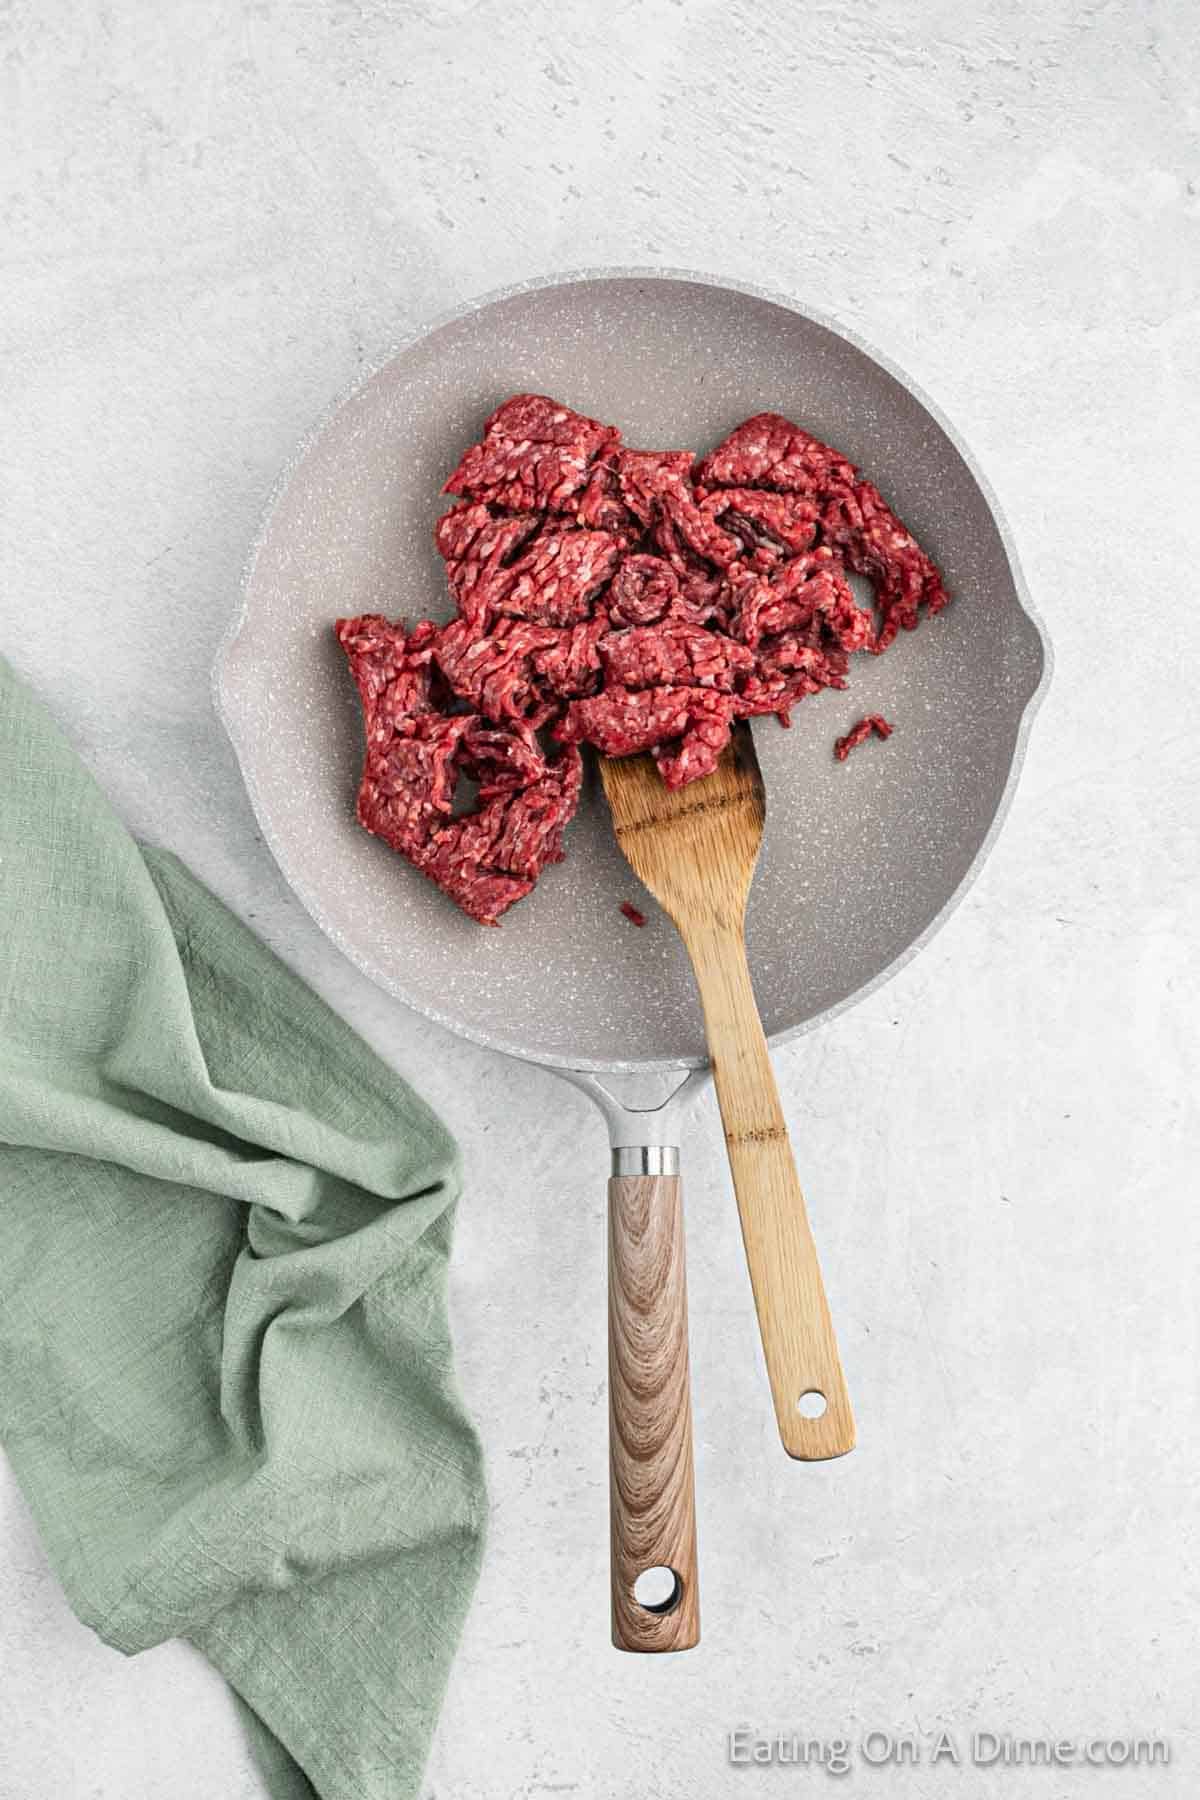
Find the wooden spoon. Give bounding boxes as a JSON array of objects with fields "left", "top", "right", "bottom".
[{"left": 601, "top": 722, "right": 855, "bottom": 1465}]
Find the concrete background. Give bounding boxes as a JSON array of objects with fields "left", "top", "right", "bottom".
[{"left": 2, "top": 2, "right": 1198, "bottom": 1796}]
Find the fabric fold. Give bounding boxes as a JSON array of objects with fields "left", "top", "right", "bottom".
[{"left": 0, "top": 657, "right": 485, "bottom": 1799}]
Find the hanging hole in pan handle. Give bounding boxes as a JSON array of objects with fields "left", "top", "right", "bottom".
[
  {"left": 633, "top": 1566, "right": 682, "bottom": 1615},
  {"left": 796, "top": 1389, "right": 828, "bottom": 1419}
]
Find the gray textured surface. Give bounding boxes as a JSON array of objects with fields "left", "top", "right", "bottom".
[
  {"left": 218, "top": 269, "right": 1045, "bottom": 1069},
  {"left": 1, "top": 3, "right": 1198, "bottom": 1798}
]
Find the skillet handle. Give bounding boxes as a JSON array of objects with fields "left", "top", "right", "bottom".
[{"left": 608, "top": 1160, "right": 700, "bottom": 1651}]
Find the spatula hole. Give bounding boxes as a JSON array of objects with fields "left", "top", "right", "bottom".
[
  {"left": 633, "top": 1566, "right": 682, "bottom": 1614},
  {"left": 796, "top": 1390, "right": 827, "bottom": 1418}
]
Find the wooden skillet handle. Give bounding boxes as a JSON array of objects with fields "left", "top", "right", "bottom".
[
  {"left": 686, "top": 924, "right": 855, "bottom": 1461},
  {"left": 608, "top": 1165, "right": 700, "bottom": 1651}
]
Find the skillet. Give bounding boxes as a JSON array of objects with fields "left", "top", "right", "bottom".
[{"left": 215, "top": 267, "right": 1050, "bottom": 1647}]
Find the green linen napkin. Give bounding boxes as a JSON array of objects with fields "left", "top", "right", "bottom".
[{"left": 0, "top": 656, "right": 485, "bottom": 1799}]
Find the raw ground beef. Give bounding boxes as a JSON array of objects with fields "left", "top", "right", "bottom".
[
  {"left": 834, "top": 714, "right": 894, "bottom": 760},
  {"left": 338, "top": 394, "right": 947, "bottom": 924}
]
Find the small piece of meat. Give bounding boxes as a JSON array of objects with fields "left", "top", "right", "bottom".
[
  {"left": 460, "top": 720, "right": 547, "bottom": 797},
  {"left": 434, "top": 500, "right": 540, "bottom": 570},
  {"left": 531, "top": 610, "right": 610, "bottom": 700},
  {"left": 620, "top": 902, "right": 647, "bottom": 927},
  {"left": 489, "top": 526, "right": 622, "bottom": 627},
  {"left": 728, "top": 554, "right": 864, "bottom": 650},
  {"left": 558, "top": 684, "right": 735, "bottom": 789},
  {"left": 834, "top": 714, "right": 893, "bottom": 760},
  {"left": 502, "top": 744, "right": 583, "bottom": 871},
  {"left": 695, "top": 413, "right": 856, "bottom": 497},
  {"left": 443, "top": 393, "right": 620, "bottom": 514},
  {"left": 372, "top": 730, "right": 580, "bottom": 926},
  {"left": 700, "top": 488, "right": 821, "bottom": 559},
  {"left": 654, "top": 691, "right": 736, "bottom": 788},
  {"left": 574, "top": 450, "right": 641, "bottom": 538},
  {"left": 335, "top": 614, "right": 439, "bottom": 735},
  {"left": 434, "top": 615, "right": 558, "bottom": 729},
  {"left": 809, "top": 570, "right": 876, "bottom": 656},
  {"left": 557, "top": 683, "right": 697, "bottom": 758},
  {"left": 613, "top": 449, "right": 740, "bottom": 569},
  {"left": 413, "top": 850, "right": 534, "bottom": 927},
  {"left": 354, "top": 712, "right": 472, "bottom": 857},
  {"left": 341, "top": 631, "right": 582, "bottom": 925},
  {"left": 424, "top": 744, "right": 582, "bottom": 913},
  {"left": 650, "top": 515, "right": 729, "bottom": 619},
  {"left": 338, "top": 613, "right": 460, "bottom": 854},
  {"left": 821, "top": 481, "right": 948, "bottom": 648},
  {"left": 736, "top": 636, "right": 849, "bottom": 719},
  {"left": 599, "top": 620, "right": 753, "bottom": 692},
  {"left": 747, "top": 553, "right": 874, "bottom": 655},
  {"left": 607, "top": 554, "right": 681, "bottom": 628},
  {"left": 611, "top": 448, "right": 696, "bottom": 523},
  {"left": 435, "top": 502, "right": 542, "bottom": 624}
]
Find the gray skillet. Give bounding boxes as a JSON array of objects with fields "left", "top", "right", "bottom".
[{"left": 215, "top": 268, "right": 1049, "bottom": 1648}]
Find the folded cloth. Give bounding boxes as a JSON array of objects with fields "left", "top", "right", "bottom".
[{"left": 0, "top": 656, "right": 485, "bottom": 1799}]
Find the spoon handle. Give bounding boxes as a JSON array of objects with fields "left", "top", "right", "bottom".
[{"left": 685, "top": 922, "right": 855, "bottom": 1460}]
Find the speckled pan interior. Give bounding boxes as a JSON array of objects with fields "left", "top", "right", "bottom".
[{"left": 217, "top": 271, "right": 1047, "bottom": 1071}]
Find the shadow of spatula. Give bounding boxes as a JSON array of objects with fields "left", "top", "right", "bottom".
[{"left": 601, "top": 721, "right": 856, "bottom": 1465}]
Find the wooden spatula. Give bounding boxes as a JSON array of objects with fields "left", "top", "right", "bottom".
[{"left": 601, "top": 722, "right": 855, "bottom": 1463}]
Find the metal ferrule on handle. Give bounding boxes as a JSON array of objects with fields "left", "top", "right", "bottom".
[{"left": 612, "top": 1145, "right": 680, "bottom": 1176}]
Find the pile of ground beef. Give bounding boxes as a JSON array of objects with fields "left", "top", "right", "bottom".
[{"left": 338, "top": 395, "right": 947, "bottom": 924}]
